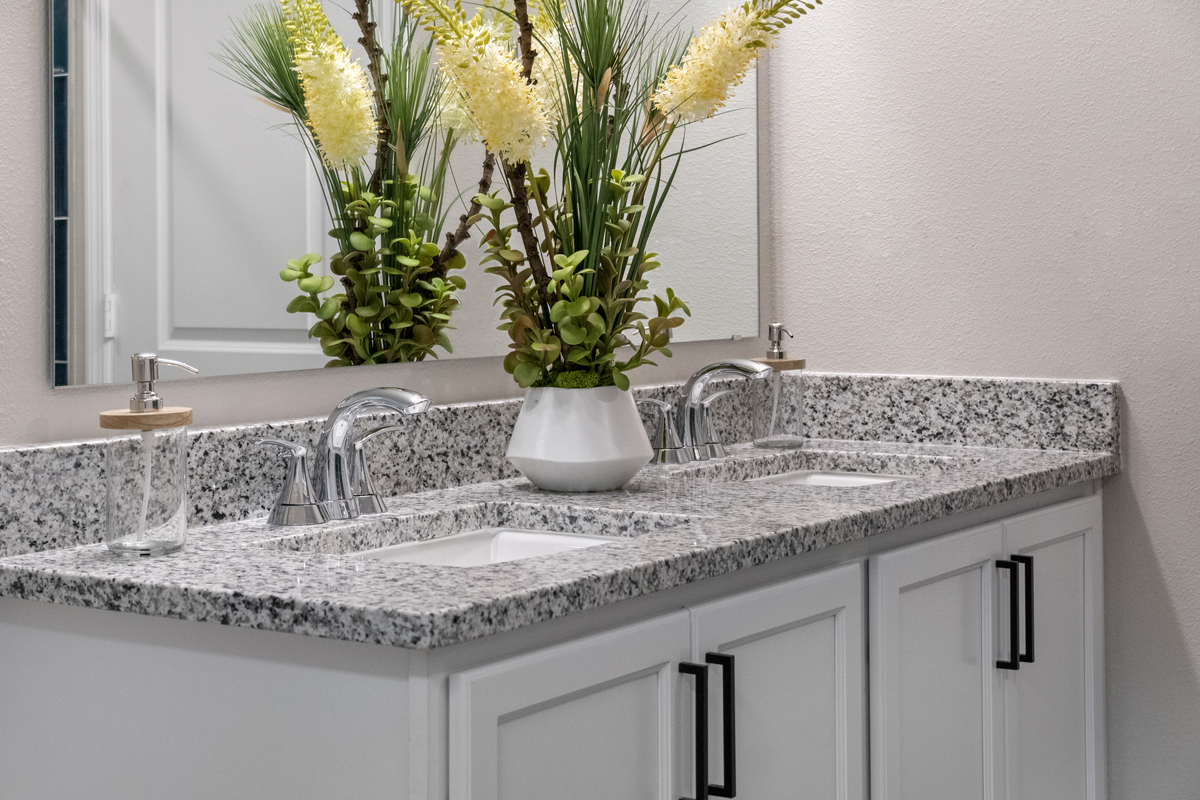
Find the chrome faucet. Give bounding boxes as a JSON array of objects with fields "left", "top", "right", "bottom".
[
  {"left": 312, "top": 388, "right": 432, "bottom": 520},
  {"left": 676, "top": 359, "right": 772, "bottom": 460}
]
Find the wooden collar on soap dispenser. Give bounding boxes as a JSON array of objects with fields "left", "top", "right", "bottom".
[{"left": 100, "top": 408, "right": 193, "bottom": 431}]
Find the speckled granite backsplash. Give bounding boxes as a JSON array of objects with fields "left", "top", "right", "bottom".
[{"left": 0, "top": 373, "right": 1118, "bottom": 557}]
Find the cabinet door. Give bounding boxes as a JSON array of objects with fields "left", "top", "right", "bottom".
[
  {"left": 690, "top": 563, "right": 865, "bottom": 800},
  {"left": 1003, "top": 495, "right": 1105, "bottom": 800},
  {"left": 448, "top": 611, "right": 690, "bottom": 800},
  {"left": 871, "top": 523, "right": 1008, "bottom": 800}
]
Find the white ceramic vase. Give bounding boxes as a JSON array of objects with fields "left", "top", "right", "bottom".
[{"left": 506, "top": 386, "right": 654, "bottom": 492}]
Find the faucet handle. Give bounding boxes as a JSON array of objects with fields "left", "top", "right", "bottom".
[
  {"left": 637, "top": 399, "right": 692, "bottom": 465},
  {"left": 356, "top": 424, "right": 407, "bottom": 446},
  {"left": 348, "top": 425, "right": 407, "bottom": 515},
  {"left": 696, "top": 390, "right": 735, "bottom": 459},
  {"left": 255, "top": 438, "right": 327, "bottom": 526}
]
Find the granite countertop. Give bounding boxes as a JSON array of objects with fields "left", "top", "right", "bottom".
[{"left": 0, "top": 437, "right": 1119, "bottom": 649}]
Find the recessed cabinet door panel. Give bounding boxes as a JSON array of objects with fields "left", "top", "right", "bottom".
[
  {"left": 871, "top": 523, "right": 1006, "bottom": 800},
  {"left": 1003, "top": 495, "right": 1105, "bottom": 800},
  {"left": 449, "top": 612, "right": 691, "bottom": 800},
  {"left": 691, "top": 563, "right": 865, "bottom": 800}
]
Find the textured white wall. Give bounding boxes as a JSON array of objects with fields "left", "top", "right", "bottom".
[
  {"left": 766, "top": 0, "right": 1200, "bottom": 794},
  {"left": 0, "top": 0, "right": 758, "bottom": 446}
]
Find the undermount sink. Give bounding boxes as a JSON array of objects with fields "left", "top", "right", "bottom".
[
  {"left": 253, "top": 501, "right": 691, "bottom": 568},
  {"left": 353, "top": 527, "right": 614, "bottom": 567},
  {"left": 748, "top": 470, "right": 908, "bottom": 487},
  {"left": 685, "top": 443, "right": 982, "bottom": 487}
]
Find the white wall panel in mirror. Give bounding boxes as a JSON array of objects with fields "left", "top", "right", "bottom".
[{"left": 57, "top": 0, "right": 758, "bottom": 385}]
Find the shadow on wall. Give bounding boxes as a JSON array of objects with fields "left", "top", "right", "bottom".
[{"left": 1104, "top": 391, "right": 1200, "bottom": 798}]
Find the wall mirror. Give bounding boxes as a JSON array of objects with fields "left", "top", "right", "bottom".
[{"left": 50, "top": 0, "right": 759, "bottom": 386}]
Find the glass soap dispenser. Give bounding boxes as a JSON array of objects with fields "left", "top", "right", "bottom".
[
  {"left": 752, "top": 323, "right": 807, "bottom": 449},
  {"left": 99, "top": 354, "right": 198, "bottom": 556}
]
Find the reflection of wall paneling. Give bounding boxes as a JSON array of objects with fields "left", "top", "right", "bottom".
[{"left": 81, "top": 0, "right": 329, "bottom": 382}]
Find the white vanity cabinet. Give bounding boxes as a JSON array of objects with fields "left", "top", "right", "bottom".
[
  {"left": 0, "top": 492, "right": 1104, "bottom": 800},
  {"left": 447, "top": 612, "right": 691, "bottom": 800},
  {"left": 869, "top": 495, "right": 1105, "bottom": 800},
  {"left": 1002, "top": 497, "right": 1105, "bottom": 800},
  {"left": 689, "top": 562, "right": 865, "bottom": 800},
  {"left": 447, "top": 563, "right": 866, "bottom": 800}
]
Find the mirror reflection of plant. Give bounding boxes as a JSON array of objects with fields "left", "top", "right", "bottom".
[
  {"left": 217, "top": 1, "right": 477, "bottom": 366},
  {"left": 401, "top": 0, "right": 823, "bottom": 388}
]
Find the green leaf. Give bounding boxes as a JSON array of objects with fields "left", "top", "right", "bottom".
[
  {"left": 286, "top": 295, "right": 317, "bottom": 314},
  {"left": 316, "top": 297, "right": 342, "bottom": 320},
  {"left": 499, "top": 250, "right": 525, "bottom": 263},
  {"left": 567, "top": 297, "right": 591, "bottom": 317},
  {"left": 288, "top": 253, "right": 322, "bottom": 270},
  {"left": 559, "top": 319, "right": 586, "bottom": 346},
  {"left": 399, "top": 293, "right": 424, "bottom": 308},
  {"left": 475, "top": 193, "right": 508, "bottom": 211},
  {"left": 513, "top": 361, "right": 541, "bottom": 388},
  {"left": 612, "top": 370, "right": 630, "bottom": 391},
  {"left": 297, "top": 275, "right": 325, "bottom": 293},
  {"left": 349, "top": 231, "right": 374, "bottom": 252},
  {"left": 345, "top": 313, "right": 370, "bottom": 337},
  {"left": 279, "top": 268, "right": 302, "bottom": 282}
]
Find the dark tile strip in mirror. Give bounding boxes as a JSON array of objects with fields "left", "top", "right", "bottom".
[{"left": 0, "top": 373, "right": 1117, "bottom": 557}]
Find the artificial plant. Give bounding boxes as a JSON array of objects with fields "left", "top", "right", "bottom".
[
  {"left": 218, "top": 0, "right": 493, "bottom": 365},
  {"left": 398, "top": 0, "right": 824, "bottom": 388}
]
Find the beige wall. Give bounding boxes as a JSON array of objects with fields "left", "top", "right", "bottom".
[
  {"left": 4, "top": 0, "right": 1198, "bottom": 794},
  {"left": 766, "top": 0, "right": 1200, "bottom": 795}
]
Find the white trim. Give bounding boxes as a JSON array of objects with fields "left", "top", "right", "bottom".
[
  {"left": 154, "top": 0, "right": 171, "bottom": 348},
  {"left": 81, "top": 0, "right": 112, "bottom": 384},
  {"left": 157, "top": 337, "right": 323, "bottom": 356}
]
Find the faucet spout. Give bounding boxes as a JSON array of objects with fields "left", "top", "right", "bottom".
[
  {"left": 312, "top": 388, "right": 432, "bottom": 519},
  {"left": 677, "top": 359, "right": 772, "bottom": 459}
]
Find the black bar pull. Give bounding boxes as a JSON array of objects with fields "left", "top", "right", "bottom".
[
  {"left": 680, "top": 662, "right": 709, "bottom": 800},
  {"left": 996, "top": 560, "right": 1021, "bottom": 670},
  {"left": 705, "top": 653, "right": 737, "bottom": 798},
  {"left": 1012, "top": 555, "right": 1034, "bottom": 663}
]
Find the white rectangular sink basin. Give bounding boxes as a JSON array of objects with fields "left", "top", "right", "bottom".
[
  {"left": 353, "top": 527, "right": 614, "bottom": 567},
  {"left": 749, "top": 470, "right": 907, "bottom": 487}
]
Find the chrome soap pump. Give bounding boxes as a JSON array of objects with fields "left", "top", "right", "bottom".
[
  {"left": 99, "top": 354, "right": 198, "bottom": 556},
  {"left": 752, "top": 323, "right": 807, "bottom": 448}
]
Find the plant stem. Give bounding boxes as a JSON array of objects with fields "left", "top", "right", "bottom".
[
  {"left": 507, "top": 0, "right": 550, "bottom": 296},
  {"left": 631, "top": 121, "right": 676, "bottom": 208},
  {"left": 436, "top": 150, "right": 496, "bottom": 274},
  {"left": 506, "top": 161, "right": 550, "bottom": 291},
  {"left": 513, "top": 0, "right": 539, "bottom": 81},
  {"left": 529, "top": 171, "right": 556, "bottom": 261},
  {"left": 352, "top": 0, "right": 391, "bottom": 195}
]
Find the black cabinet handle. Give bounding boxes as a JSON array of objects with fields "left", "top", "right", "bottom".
[
  {"left": 1012, "top": 555, "right": 1034, "bottom": 663},
  {"left": 705, "top": 653, "right": 737, "bottom": 798},
  {"left": 996, "top": 560, "right": 1021, "bottom": 670},
  {"left": 680, "top": 662, "right": 709, "bottom": 800}
]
